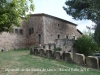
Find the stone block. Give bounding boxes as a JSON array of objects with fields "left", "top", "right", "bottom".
[
  {"left": 46, "top": 50, "right": 53, "bottom": 58},
  {"left": 86, "top": 56, "right": 99, "bottom": 69},
  {"left": 50, "top": 44, "right": 55, "bottom": 50},
  {"left": 45, "top": 44, "right": 49, "bottom": 50},
  {"left": 65, "top": 52, "right": 73, "bottom": 63},
  {"left": 39, "top": 49, "right": 45, "bottom": 57},
  {"left": 55, "top": 51, "right": 61, "bottom": 60},
  {"left": 34, "top": 48, "right": 39, "bottom": 56},
  {"left": 30, "top": 48, "right": 34, "bottom": 54},
  {"left": 73, "top": 53, "right": 85, "bottom": 66},
  {"left": 62, "top": 51, "right": 66, "bottom": 60}
]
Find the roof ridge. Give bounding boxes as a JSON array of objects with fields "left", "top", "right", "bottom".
[{"left": 30, "top": 13, "right": 77, "bottom": 26}]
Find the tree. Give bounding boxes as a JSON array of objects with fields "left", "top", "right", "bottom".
[
  {"left": 94, "top": 25, "right": 100, "bottom": 46},
  {"left": 0, "top": 0, "right": 34, "bottom": 32},
  {"left": 63, "top": 0, "right": 100, "bottom": 45},
  {"left": 63, "top": 0, "right": 100, "bottom": 22},
  {"left": 73, "top": 32, "right": 99, "bottom": 56}
]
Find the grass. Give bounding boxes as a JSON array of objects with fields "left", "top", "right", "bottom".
[{"left": 0, "top": 49, "right": 100, "bottom": 75}]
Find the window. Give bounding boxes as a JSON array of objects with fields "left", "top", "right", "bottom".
[
  {"left": 29, "top": 28, "right": 34, "bottom": 35},
  {"left": 20, "top": 29, "right": 23, "bottom": 35},
  {"left": 73, "top": 36, "right": 75, "bottom": 40},
  {"left": 15, "top": 29, "right": 18, "bottom": 34},
  {"left": 58, "top": 35, "right": 60, "bottom": 39},
  {"left": 58, "top": 24, "right": 60, "bottom": 27},
  {"left": 66, "top": 36, "right": 68, "bottom": 39},
  {"left": 43, "top": 46, "right": 45, "bottom": 49}
]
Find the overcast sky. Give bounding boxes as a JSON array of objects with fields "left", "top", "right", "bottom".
[{"left": 33, "top": 0, "right": 93, "bottom": 32}]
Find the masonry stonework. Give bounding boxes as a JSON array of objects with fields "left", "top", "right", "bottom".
[{"left": 0, "top": 13, "right": 82, "bottom": 51}]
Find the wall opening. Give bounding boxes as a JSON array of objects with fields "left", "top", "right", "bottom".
[
  {"left": 20, "top": 29, "right": 23, "bottom": 35},
  {"left": 43, "top": 45, "right": 45, "bottom": 49},
  {"left": 58, "top": 24, "right": 60, "bottom": 27},
  {"left": 38, "top": 34, "right": 41, "bottom": 44},
  {"left": 15, "top": 29, "right": 18, "bottom": 34},
  {"left": 58, "top": 35, "right": 60, "bottom": 39},
  {"left": 73, "top": 36, "right": 75, "bottom": 40},
  {"left": 29, "top": 28, "right": 34, "bottom": 35},
  {"left": 66, "top": 35, "right": 68, "bottom": 39},
  {"left": 49, "top": 44, "right": 51, "bottom": 49}
]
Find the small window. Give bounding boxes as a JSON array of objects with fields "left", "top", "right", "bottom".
[
  {"left": 66, "top": 36, "right": 68, "bottom": 39},
  {"left": 58, "top": 35, "right": 60, "bottom": 39},
  {"left": 43, "top": 46, "right": 45, "bottom": 49},
  {"left": 73, "top": 36, "right": 75, "bottom": 40},
  {"left": 29, "top": 28, "right": 34, "bottom": 35},
  {"left": 20, "top": 29, "right": 23, "bottom": 35},
  {"left": 49, "top": 44, "right": 51, "bottom": 49},
  {"left": 15, "top": 29, "right": 18, "bottom": 34},
  {"left": 58, "top": 24, "right": 60, "bottom": 27}
]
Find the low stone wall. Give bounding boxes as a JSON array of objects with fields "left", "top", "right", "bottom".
[
  {"left": 39, "top": 49, "right": 45, "bottom": 57},
  {"left": 65, "top": 52, "right": 73, "bottom": 63},
  {"left": 55, "top": 51, "right": 62, "bottom": 60},
  {"left": 30, "top": 48, "right": 100, "bottom": 70},
  {"left": 34, "top": 48, "right": 40, "bottom": 56},
  {"left": 46, "top": 50, "right": 53, "bottom": 58},
  {"left": 62, "top": 52, "right": 66, "bottom": 60},
  {"left": 43, "top": 43, "right": 55, "bottom": 50},
  {"left": 86, "top": 56, "right": 99, "bottom": 69},
  {"left": 30, "top": 48, "right": 34, "bottom": 54},
  {"left": 73, "top": 53, "right": 85, "bottom": 66}
]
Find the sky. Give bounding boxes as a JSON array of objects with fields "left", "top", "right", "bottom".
[{"left": 32, "top": 0, "right": 93, "bottom": 32}]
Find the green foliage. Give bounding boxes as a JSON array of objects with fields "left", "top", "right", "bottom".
[
  {"left": 73, "top": 33, "right": 99, "bottom": 56},
  {"left": 54, "top": 47, "right": 62, "bottom": 51},
  {"left": 63, "top": 0, "right": 100, "bottom": 47},
  {"left": 63, "top": 0, "right": 100, "bottom": 23},
  {"left": 94, "top": 23, "right": 100, "bottom": 46},
  {"left": 0, "top": 0, "right": 34, "bottom": 32}
]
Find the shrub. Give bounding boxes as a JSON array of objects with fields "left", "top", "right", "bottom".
[
  {"left": 73, "top": 34, "right": 99, "bottom": 56},
  {"left": 54, "top": 47, "right": 62, "bottom": 51}
]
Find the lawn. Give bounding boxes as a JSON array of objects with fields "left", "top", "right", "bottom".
[{"left": 0, "top": 50, "right": 100, "bottom": 75}]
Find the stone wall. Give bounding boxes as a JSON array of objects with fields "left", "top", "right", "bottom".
[
  {"left": 43, "top": 15, "right": 81, "bottom": 44},
  {"left": 73, "top": 53, "right": 85, "bottom": 66},
  {"left": 26, "top": 15, "right": 44, "bottom": 45},
  {"left": 0, "top": 13, "right": 82, "bottom": 51},
  {"left": 0, "top": 20, "right": 27, "bottom": 51},
  {"left": 0, "top": 32, "right": 27, "bottom": 51},
  {"left": 56, "top": 39, "right": 74, "bottom": 52},
  {"left": 31, "top": 48, "right": 100, "bottom": 70},
  {"left": 86, "top": 56, "right": 99, "bottom": 69}
]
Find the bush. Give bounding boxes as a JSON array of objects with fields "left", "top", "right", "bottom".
[
  {"left": 73, "top": 34, "right": 99, "bottom": 56},
  {"left": 54, "top": 47, "right": 62, "bottom": 51}
]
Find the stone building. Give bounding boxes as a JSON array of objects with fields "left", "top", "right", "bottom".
[{"left": 0, "top": 13, "right": 82, "bottom": 51}]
